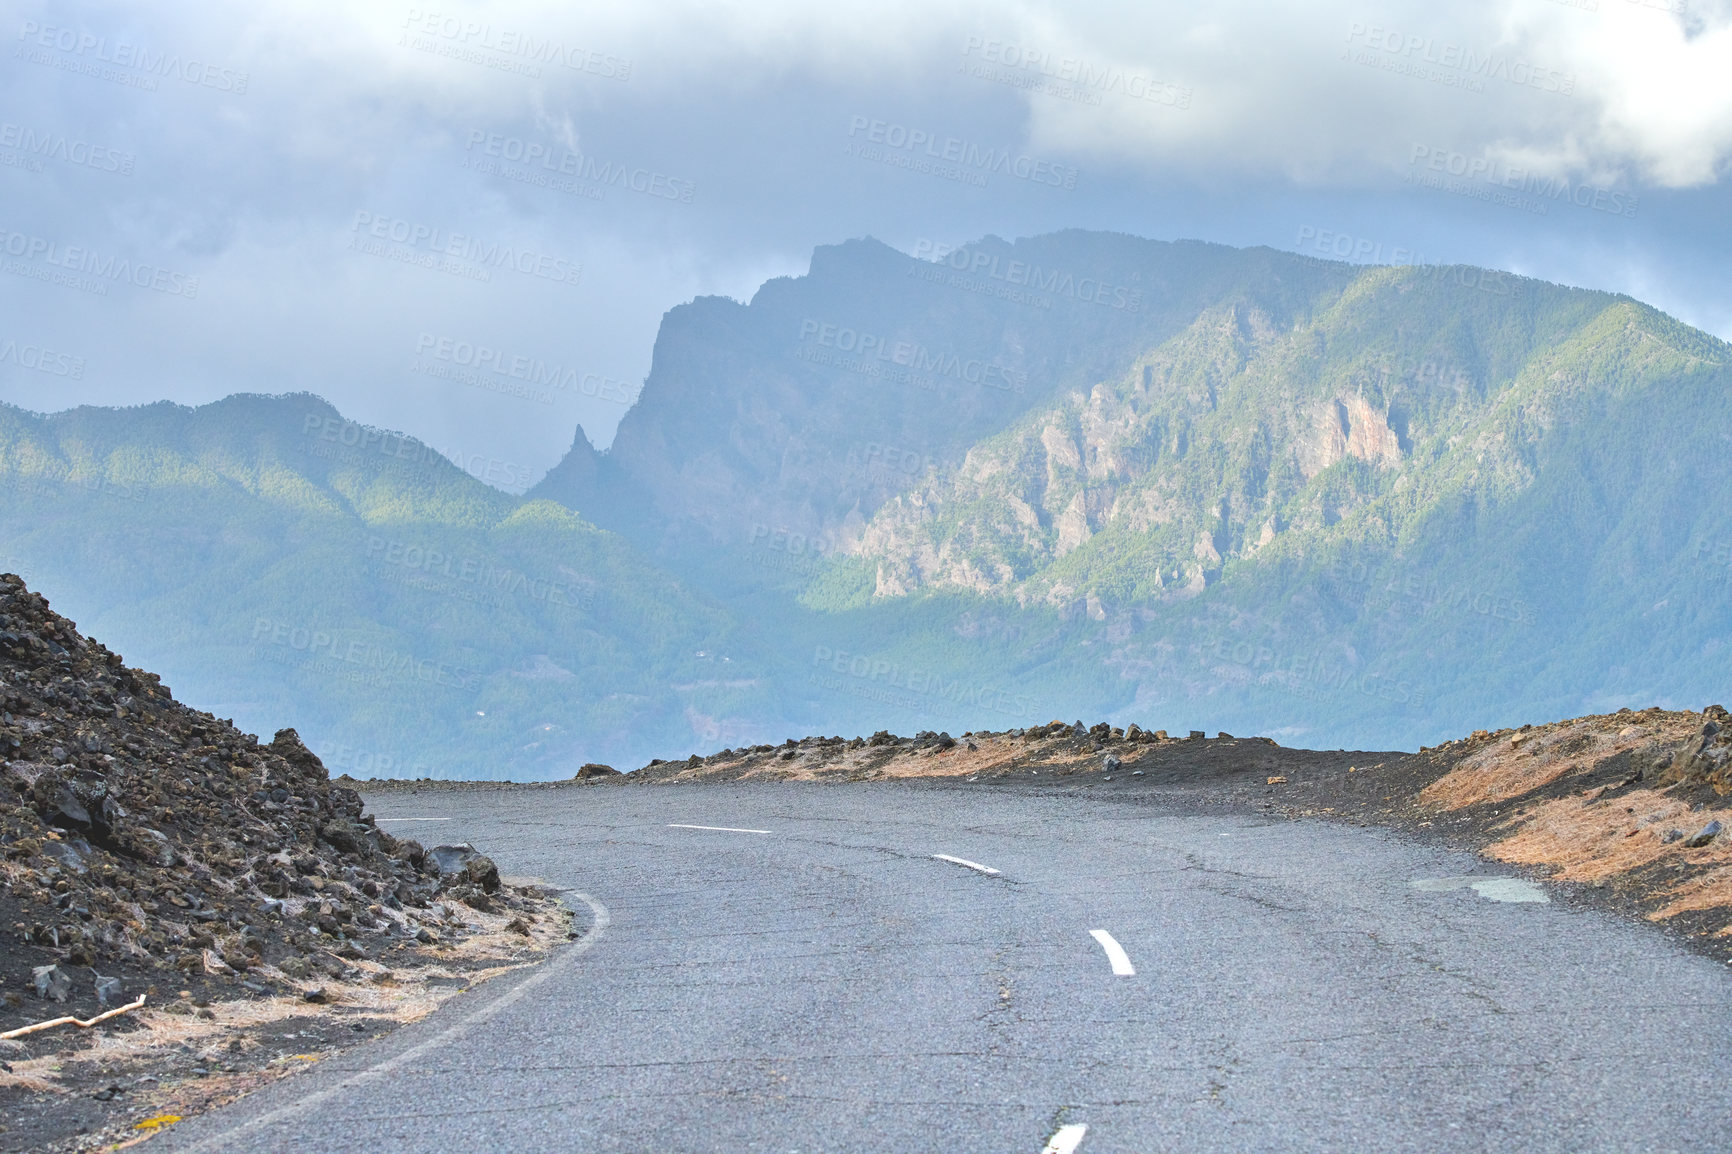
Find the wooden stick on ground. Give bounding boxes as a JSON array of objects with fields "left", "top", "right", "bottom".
[{"left": 0, "top": 995, "right": 148, "bottom": 1040}]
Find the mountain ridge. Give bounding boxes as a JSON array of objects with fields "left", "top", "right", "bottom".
[
  {"left": 0, "top": 392, "right": 779, "bottom": 777},
  {"left": 3, "top": 229, "right": 1728, "bottom": 771}
]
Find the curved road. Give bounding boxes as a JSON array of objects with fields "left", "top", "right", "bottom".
[{"left": 158, "top": 782, "right": 1732, "bottom": 1152}]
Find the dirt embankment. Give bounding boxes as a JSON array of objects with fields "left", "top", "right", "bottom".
[
  {"left": 1389, "top": 707, "right": 1732, "bottom": 936},
  {"left": 0, "top": 574, "right": 571, "bottom": 1152},
  {"left": 619, "top": 721, "right": 1336, "bottom": 785},
  {"left": 613, "top": 711, "right": 1732, "bottom": 953}
]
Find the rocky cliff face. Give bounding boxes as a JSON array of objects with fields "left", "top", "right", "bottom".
[
  {"left": 538, "top": 234, "right": 1355, "bottom": 562},
  {"left": 825, "top": 269, "right": 1717, "bottom": 620}
]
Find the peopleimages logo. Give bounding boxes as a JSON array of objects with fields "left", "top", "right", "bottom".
[
  {"left": 349, "top": 212, "right": 582, "bottom": 287},
  {"left": 463, "top": 131, "right": 694, "bottom": 204},
  {"left": 1294, "top": 226, "right": 1435, "bottom": 265},
  {"left": 414, "top": 333, "right": 637, "bottom": 405},
  {"left": 748, "top": 524, "right": 836, "bottom": 559},
  {"left": 959, "top": 35, "right": 1192, "bottom": 109},
  {"left": 15, "top": 21, "right": 250, "bottom": 93},
  {"left": 0, "top": 227, "right": 198, "bottom": 297},
  {"left": 1207, "top": 637, "right": 1428, "bottom": 708},
  {"left": 302, "top": 413, "right": 446, "bottom": 464},
  {"left": 911, "top": 240, "right": 1142, "bottom": 311},
  {"left": 852, "top": 441, "right": 936, "bottom": 479},
  {"left": 435, "top": 446, "right": 532, "bottom": 490},
  {"left": 314, "top": 742, "right": 430, "bottom": 780},
  {"left": 366, "top": 537, "right": 595, "bottom": 612},
  {"left": 1330, "top": 559, "right": 1536, "bottom": 628},
  {"left": 811, "top": 644, "right": 1038, "bottom": 720},
  {"left": 1344, "top": 22, "right": 1576, "bottom": 96},
  {"left": 796, "top": 319, "right": 1027, "bottom": 394},
  {"left": 399, "top": 9, "right": 631, "bottom": 81},
  {"left": 1292, "top": 227, "right": 1523, "bottom": 297},
  {"left": 1407, "top": 145, "right": 1638, "bottom": 219},
  {"left": 0, "top": 122, "right": 133, "bottom": 175},
  {"left": 250, "top": 617, "right": 484, "bottom": 691},
  {"left": 6, "top": 473, "right": 147, "bottom": 503},
  {"left": 845, "top": 116, "right": 1078, "bottom": 189},
  {"left": 0, "top": 338, "right": 84, "bottom": 378}
]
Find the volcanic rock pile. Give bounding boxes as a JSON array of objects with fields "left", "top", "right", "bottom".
[
  {"left": 622, "top": 717, "right": 1292, "bottom": 787},
  {"left": 0, "top": 573, "right": 504, "bottom": 1007},
  {"left": 693, "top": 719, "right": 1268, "bottom": 764}
]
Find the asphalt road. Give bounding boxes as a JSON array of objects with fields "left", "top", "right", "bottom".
[{"left": 156, "top": 782, "right": 1732, "bottom": 1153}]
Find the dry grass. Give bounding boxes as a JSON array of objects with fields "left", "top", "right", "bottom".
[
  {"left": 650, "top": 734, "right": 1105, "bottom": 784},
  {"left": 0, "top": 889, "right": 568, "bottom": 1106},
  {"left": 0, "top": 1064, "right": 59, "bottom": 1094},
  {"left": 1650, "top": 867, "right": 1732, "bottom": 927},
  {"left": 1418, "top": 713, "right": 1694, "bottom": 810},
  {"left": 0, "top": 964, "right": 496, "bottom": 1100},
  {"left": 1484, "top": 789, "right": 1732, "bottom": 886},
  {"left": 1411, "top": 707, "right": 1732, "bottom": 925}
]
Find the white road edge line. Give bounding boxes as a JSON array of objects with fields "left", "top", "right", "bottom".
[
  {"left": 1041, "top": 1122, "right": 1088, "bottom": 1154},
  {"left": 1089, "top": 929, "right": 1136, "bottom": 976},
  {"left": 668, "top": 823, "right": 772, "bottom": 834},
  {"left": 932, "top": 853, "right": 1000, "bottom": 875},
  {"left": 174, "top": 892, "right": 611, "bottom": 1153},
  {"left": 373, "top": 817, "right": 451, "bottom": 822}
]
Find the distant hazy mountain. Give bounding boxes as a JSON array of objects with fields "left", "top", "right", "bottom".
[
  {"left": 533, "top": 233, "right": 1356, "bottom": 559},
  {"left": 4, "top": 232, "right": 1728, "bottom": 776},
  {"left": 0, "top": 394, "right": 775, "bottom": 777},
  {"left": 537, "top": 232, "right": 1732, "bottom": 749}
]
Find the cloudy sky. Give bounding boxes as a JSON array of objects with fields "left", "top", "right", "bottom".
[{"left": 2, "top": 0, "right": 1728, "bottom": 487}]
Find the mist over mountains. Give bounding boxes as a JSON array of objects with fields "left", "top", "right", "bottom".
[{"left": 3, "top": 230, "right": 1728, "bottom": 777}]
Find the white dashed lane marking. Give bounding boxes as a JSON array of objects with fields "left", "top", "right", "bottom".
[
  {"left": 932, "top": 853, "right": 1000, "bottom": 875},
  {"left": 1089, "top": 929, "right": 1135, "bottom": 976},
  {"left": 668, "top": 824, "right": 772, "bottom": 834},
  {"left": 1041, "top": 1123, "right": 1088, "bottom": 1153}
]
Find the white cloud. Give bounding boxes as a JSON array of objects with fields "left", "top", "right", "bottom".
[{"left": 3, "top": 0, "right": 1730, "bottom": 476}]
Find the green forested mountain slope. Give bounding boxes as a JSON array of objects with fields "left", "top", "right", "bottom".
[
  {"left": 834, "top": 265, "right": 1713, "bottom": 609},
  {"left": 0, "top": 394, "right": 774, "bottom": 777}
]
